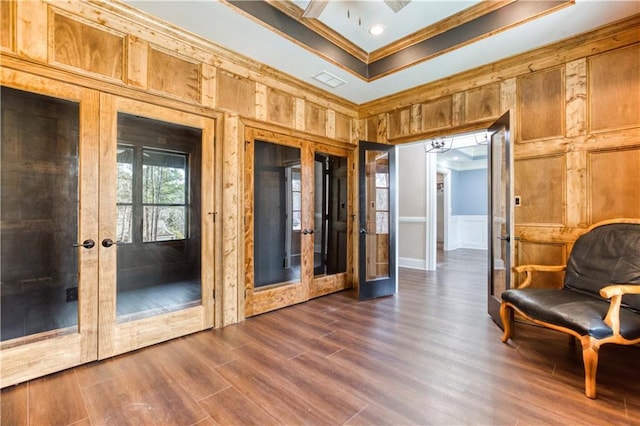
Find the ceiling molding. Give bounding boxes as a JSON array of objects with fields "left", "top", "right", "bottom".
[{"left": 223, "top": 0, "right": 574, "bottom": 81}]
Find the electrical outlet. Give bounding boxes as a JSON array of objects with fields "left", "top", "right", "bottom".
[{"left": 66, "top": 287, "right": 78, "bottom": 302}]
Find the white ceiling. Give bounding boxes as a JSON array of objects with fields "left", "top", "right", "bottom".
[{"left": 125, "top": 0, "right": 639, "bottom": 104}]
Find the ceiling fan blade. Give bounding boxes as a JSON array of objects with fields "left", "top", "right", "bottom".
[
  {"left": 302, "top": 0, "right": 329, "bottom": 18},
  {"left": 384, "top": 0, "right": 411, "bottom": 13}
]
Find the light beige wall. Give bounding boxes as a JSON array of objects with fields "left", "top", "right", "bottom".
[{"left": 398, "top": 144, "right": 427, "bottom": 267}]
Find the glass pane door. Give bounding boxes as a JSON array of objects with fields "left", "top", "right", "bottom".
[
  {"left": 98, "top": 96, "right": 214, "bottom": 359},
  {"left": 313, "top": 153, "right": 348, "bottom": 277},
  {"left": 115, "top": 114, "right": 202, "bottom": 323},
  {"left": 488, "top": 111, "right": 514, "bottom": 323},
  {"left": 1, "top": 81, "right": 99, "bottom": 386},
  {"left": 359, "top": 141, "right": 396, "bottom": 300}
]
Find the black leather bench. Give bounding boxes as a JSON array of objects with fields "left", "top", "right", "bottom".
[{"left": 500, "top": 219, "right": 640, "bottom": 398}]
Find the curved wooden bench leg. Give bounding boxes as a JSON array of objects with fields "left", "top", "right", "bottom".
[
  {"left": 581, "top": 340, "right": 599, "bottom": 399},
  {"left": 500, "top": 302, "right": 513, "bottom": 343}
]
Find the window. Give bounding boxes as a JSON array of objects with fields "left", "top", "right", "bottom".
[
  {"left": 291, "top": 168, "right": 301, "bottom": 231},
  {"left": 117, "top": 146, "right": 189, "bottom": 243},
  {"left": 375, "top": 171, "right": 389, "bottom": 234}
]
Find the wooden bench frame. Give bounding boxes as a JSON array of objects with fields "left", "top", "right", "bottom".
[{"left": 500, "top": 218, "right": 640, "bottom": 399}]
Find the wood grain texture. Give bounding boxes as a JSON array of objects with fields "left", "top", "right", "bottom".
[
  {"left": 589, "top": 44, "right": 640, "bottom": 132},
  {"left": 304, "top": 101, "right": 327, "bottom": 136},
  {"left": 148, "top": 47, "right": 199, "bottom": 101},
  {"left": 422, "top": 96, "right": 452, "bottom": 132},
  {"left": 565, "top": 58, "right": 587, "bottom": 137},
  {"left": 465, "top": 83, "right": 500, "bottom": 123},
  {"left": 589, "top": 148, "right": 640, "bottom": 223},
  {"left": 266, "top": 87, "right": 294, "bottom": 127},
  {"left": 217, "top": 71, "right": 255, "bottom": 117},
  {"left": 6, "top": 248, "right": 637, "bottom": 425},
  {"left": 518, "top": 67, "right": 564, "bottom": 142},
  {"left": 1, "top": 0, "right": 14, "bottom": 51},
  {"left": 516, "top": 241, "right": 566, "bottom": 289},
  {"left": 53, "top": 13, "right": 124, "bottom": 80},
  {"left": 514, "top": 155, "right": 565, "bottom": 225},
  {"left": 387, "top": 107, "right": 411, "bottom": 139}
]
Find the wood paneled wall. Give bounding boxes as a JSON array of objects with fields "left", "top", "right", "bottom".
[
  {"left": 0, "top": 0, "right": 358, "bottom": 327},
  {"left": 360, "top": 15, "right": 640, "bottom": 286}
]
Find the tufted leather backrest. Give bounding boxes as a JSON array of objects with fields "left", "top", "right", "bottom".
[{"left": 564, "top": 222, "right": 640, "bottom": 313}]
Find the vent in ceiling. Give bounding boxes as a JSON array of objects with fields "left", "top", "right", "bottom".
[{"left": 312, "top": 71, "right": 346, "bottom": 88}]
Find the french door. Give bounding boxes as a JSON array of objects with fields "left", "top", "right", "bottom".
[
  {"left": 358, "top": 141, "right": 397, "bottom": 300},
  {"left": 98, "top": 95, "right": 215, "bottom": 358},
  {"left": 487, "top": 111, "right": 514, "bottom": 324},
  {"left": 244, "top": 129, "right": 353, "bottom": 316},
  {"left": 1, "top": 71, "right": 215, "bottom": 387}
]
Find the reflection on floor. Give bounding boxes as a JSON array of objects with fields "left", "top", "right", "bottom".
[{"left": 1, "top": 281, "right": 201, "bottom": 343}]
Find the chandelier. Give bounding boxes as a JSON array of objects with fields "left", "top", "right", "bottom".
[{"left": 424, "top": 137, "right": 452, "bottom": 154}]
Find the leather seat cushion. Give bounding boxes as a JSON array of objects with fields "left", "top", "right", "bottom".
[
  {"left": 564, "top": 223, "right": 640, "bottom": 312},
  {"left": 502, "top": 288, "right": 640, "bottom": 340}
]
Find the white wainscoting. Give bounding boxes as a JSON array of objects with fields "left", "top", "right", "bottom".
[{"left": 447, "top": 215, "right": 487, "bottom": 250}]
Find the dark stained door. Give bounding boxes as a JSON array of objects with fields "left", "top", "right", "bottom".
[{"left": 358, "top": 141, "right": 397, "bottom": 300}]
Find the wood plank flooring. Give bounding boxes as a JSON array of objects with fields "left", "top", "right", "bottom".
[{"left": 2, "top": 249, "right": 639, "bottom": 425}]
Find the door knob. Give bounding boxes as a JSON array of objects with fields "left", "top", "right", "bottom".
[
  {"left": 71, "top": 239, "right": 95, "bottom": 249},
  {"left": 360, "top": 228, "right": 366, "bottom": 235},
  {"left": 102, "top": 238, "right": 115, "bottom": 247}
]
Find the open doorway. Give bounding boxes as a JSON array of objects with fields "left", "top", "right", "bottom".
[{"left": 398, "top": 130, "right": 487, "bottom": 271}]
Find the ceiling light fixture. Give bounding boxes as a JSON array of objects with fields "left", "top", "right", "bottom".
[
  {"left": 424, "top": 137, "right": 452, "bottom": 154},
  {"left": 368, "top": 24, "right": 385, "bottom": 36}
]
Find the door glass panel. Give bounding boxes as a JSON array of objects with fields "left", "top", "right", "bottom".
[
  {"left": 115, "top": 113, "right": 201, "bottom": 323},
  {"left": 1, "top": 87, "right": 79, "bottom": 343},
  {"left": 254, "top": 140, "right": 301, "bottom": 287},
  {"left": 314, "top": 154, "right": 348, "bottom": 276},
  {"left": 490, "top": 127, "right": 508, "bottom": 300},
  {"left": 365, "top": 150, "right": 390, "bottom": 280}
]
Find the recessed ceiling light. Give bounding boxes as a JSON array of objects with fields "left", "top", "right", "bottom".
[{"left": 368, "top": 25, "right": 385, "bottom": 36}]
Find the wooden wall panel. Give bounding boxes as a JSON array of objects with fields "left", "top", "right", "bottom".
[
  {"left": 1, "top": 1, "right": 14, "bottom": 51},
  {"left": 589, "top": 45, "right": 640, "bottom": 132},
  {"left": 126, "top": 36, "right": 147, "bottom": 89},
  {"left": 515, "top": 155, "right": 565, "bottom": 225},
  {"left": 365, "top": 116, "right": 380, "bottom": 142},
  {"left": 148, "top": 47, "right": 199, "bottom": 102},
  {"left": 266, "top": 87, "right": 294, "bottom": 127},
  {"left": 335, "top": 112, "right": 351, "bottom": 142},
  {"left": 304, "top": 101, "right": 326, "bottom": 136},
  {"left": 216, "top": 71, "right": 254, "bottom": 118},
  {"left": 517, "top": 241, "right": 566, "bottom": 289},
  {"left": 518, "top": 67, "right": 564, "bottom": 141},
  {"left": 465, "top": 83, "right": 500, "bottom": 123},
  {"left": 565, "top": 59, "right": 587, "bottom": 137},
  {"left": 53, "top": 13, "right": 123, "bottom": 80},
  {"left": 589, "top": 148, "right": 640, "bottom": 223},
  {"left": 422, "top": 97, "right": 452, "bottom": 131},
  {"left": 388, "top": 107, "right": 411, "bottom": 139}
]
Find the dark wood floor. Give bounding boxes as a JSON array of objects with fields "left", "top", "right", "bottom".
[{"left": 2, "top": 249, "right": 639, "bottom": 425}]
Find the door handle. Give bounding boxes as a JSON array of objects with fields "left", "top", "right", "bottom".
[
  {"left": 497, "top": 236, "right": 510, "bottom": 242},
  {"left": 360, "top": 228, "right": 366, "bottom": 235},
  {"left": 71, "top": 239, "right": 95, "bottom": 249},
  {"left": 102, "top": 238, "right": 116, "bottom": 247},
  {"left": 302, "top": 229, "right": 315, "bottom": 235}
]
